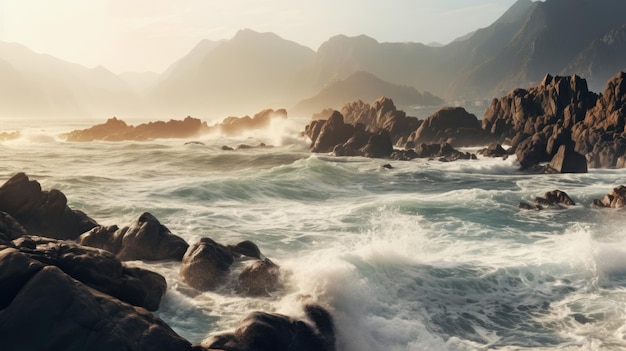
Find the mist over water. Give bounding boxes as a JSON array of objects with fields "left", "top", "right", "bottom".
[{"left": 2, "top": 119, "right": 626, "bottom": 350}]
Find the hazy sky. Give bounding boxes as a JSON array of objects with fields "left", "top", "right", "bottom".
[{"left": 0, "top": 0, "right": 518, "bottom": 74}]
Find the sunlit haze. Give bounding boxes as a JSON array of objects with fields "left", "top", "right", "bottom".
[{"left": 0, "top": 0, "right": 516, "bottom": 73}]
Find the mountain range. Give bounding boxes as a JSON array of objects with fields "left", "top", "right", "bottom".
[{"left": 0, "top": 0, "right": 624, "bottom": 121}]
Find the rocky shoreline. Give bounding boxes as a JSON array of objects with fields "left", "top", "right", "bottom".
[
  {"left": 304, "top": 71, "right": 626, "bottom": 173},
  {"left": 0, "top": 173, "right": 336, "bottom": 351}
]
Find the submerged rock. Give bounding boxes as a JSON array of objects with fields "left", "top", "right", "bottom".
[
  {"left": 520, "top": 190, "right": 575, "bottom": 210},
  {"left": 0, "top": 173, "right": 98, "bottom": 240}
]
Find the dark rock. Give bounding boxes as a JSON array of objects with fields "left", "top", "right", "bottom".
[
  {"left": 311, "top": 111, "right": 355, "bottom": 153},
  {"left": 478, "top": 143, "right": 509, "bottom": 158},
  {"left": 305, "top": 110, "right": 394, "bottom": 158},
  {"left": 13, "top": 235, "right": 166, "bottom": 311},
  {"left": 228, "top": 240, "right": 262, "bottom": 259},
  {"left": 180, "top": 237, "right": 235, "bottom": 291},
  {"left": 340, "top": 97, "right": 422, "bottom": 146},
  {"left": 0, "top": 173, "right": 98, "bottom": 240},
  {"left": 408, "top": 107, "right": 488, "bottom": 147},
  {"left": 202, "top": 304, "right": 336, "bottom": 351},
  {"left": 483, "top": 72, "right": 626, "bottom": 169},
  {"left": 0, "top": 248, "right": 190, "bottom": 351},
  {"left": 78, "top": 212, "right": 189, "bottom": 262},
  {"left": 518, "top": 202, "right": 543, "bottom": 210},
  {"left": 522, "top": 190, "right": 575, "bottom": 210},
  {"left": 382, "top": 164, "right": 394, "bottom": 169},
  {"left": 534, "top": 190, "right": 576, "bottom": 207},
  {"left": 359, "top": 129, "right": 394, "bottom": 158},
  {"left": 548, "top": 145, "right": 588, "bottom": 173},
  {"left": 237, "top": 258, "right": 281, "bottom": 296},
  {"left": 593, "top": 185, "right": 626, "bottom": 208},
  {"left": 0, "top": 211, "right": 28, "bottom": 240},
  {"left": 515, "top": 133, "right": 550, "bottom": 170},
  {"left": 222, "top": 145, "right": 235, "bottom": 151}
]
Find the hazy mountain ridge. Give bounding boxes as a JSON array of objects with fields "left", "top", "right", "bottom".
[
  {"left": 151, "top": 29, "right": 316, "bottom": 117},
  {"left": 0, "top": 0, "right": 624, "bottom": 120},
  {"left": 0, "top": 41, "right": 146, "bottom": 118},
  {"left": 292, "top": 71, "right": 443, "bottom": 116}
]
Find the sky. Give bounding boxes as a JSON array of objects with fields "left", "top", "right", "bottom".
[{"left": 0, "top": 0, "right": 518, "bottom": 74}]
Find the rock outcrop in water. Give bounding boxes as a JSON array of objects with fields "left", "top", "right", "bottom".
[
  {"left": 180, "top": 237, "right": 282, "bottom": 296},
  {"left": 62, "top": 108, "right": 288, "bottom": 141},
  {"left": 306, "top": 98, "right": 484, "bottom": 162},
  {"left": 519, "top": 190, "right": 576, "bottom": 210},
  {"left": 404, "top": 107, "right": 490, "bottom": 148},
  {"left": 305, "top": 110, "right": 394, "bottom": 158},
  {"left": 593, "top": 185, "right": 626, "bottom": 208},
  {"left": 0, "top": 172, "right": 98, "bottom": 240},
  {"left": 203, "top": 304, "right": 336, "bottom": 351},
  {"left": 482, "top": 71, "right": 626, "bottom": 170},
  {"left": 63, "top": 116, "right": 206, "bottom": 141},
  {"left": 78, "top": 212, "right": 189, "bottom": 261}
]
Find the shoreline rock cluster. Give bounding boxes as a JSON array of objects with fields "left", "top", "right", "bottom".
[
  {"left": 304, "top": 70, "right": 626, "bottom": 173},
  {"left": 61, "top": 108, "right": 287, "bottom": 142},
  {"left": 0, "top": 173, "right": 336, "bottom": 351}
]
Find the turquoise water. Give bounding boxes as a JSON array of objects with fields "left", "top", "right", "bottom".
[{"left": 2, "top": 120, "right": 626, "bottom": 350}]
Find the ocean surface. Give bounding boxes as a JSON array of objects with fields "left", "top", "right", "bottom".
[{"left": 2, "top": 117, "right": 626, "bottom": 350}]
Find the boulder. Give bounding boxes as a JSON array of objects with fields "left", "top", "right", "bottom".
[
  {"left": 0, "top": 248, "right": 190, "bottom": 351},
  {"left": 0, "top": 173, "right": 98, "bottom": 240},
  {"left": 409, "top": 107, "right": 488, "bottom": 147},
  {"left": 78, "top": 212, "right": 189, "bottom": 262},
  {"left": 520, "top": 190, "right": 575, "bottom": 210},
  {"left": 202, "top": 304, "right": 336, "bottom": 351},
  {"left": 310, "top": 111, "right": 355, "bottom": 153},
  {"left": 237, "top": 258, "right": 281, "bottom": 296},
  {"left": 534, "top": 190, "right": 576, "bottom": 207},
  {"left": 548, "top": 145, "right": 588, "bottom": 173},
  {"left": 180, "top": 237, "right": 235, "bottom": 291},
  {"left": 478, "top": 143, "right": 509, "bottom": 158},
  {"left": 227, "top": 240, "right": 262, "bottom": 259},
  {"left": 13, "top": 235, "right": 166, "bottom": 311}
]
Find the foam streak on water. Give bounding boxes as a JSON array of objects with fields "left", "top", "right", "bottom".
[{"left": 3, "top": 123, "right": 626, "bottom": 350}]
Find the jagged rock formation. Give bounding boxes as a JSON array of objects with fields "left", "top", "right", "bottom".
[
  {"left": 593, "top": 185, "right": 626, "bottom": 208},
  {"left": 338, "top": 97, "right": 422, "bottom": 145},
  {"left": 482, "top": 71, "right": 626, "bottom": 170},
  {"left": 305, "top": 110, "right": 394, "bottom": 158}
]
